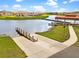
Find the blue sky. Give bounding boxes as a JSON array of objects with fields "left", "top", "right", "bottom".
[{"left": 0, "top": 0, "right": 79, "bottom": 12}]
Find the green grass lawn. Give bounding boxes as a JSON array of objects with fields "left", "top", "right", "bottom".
[
  {"left": 36, "top": 25, "right": 69, "bottom": 42},
  {"left": 73, "top": 26, "right": 79, "bottom": 47},
  {"left": 0, "top": 35, "right": 27, "bottom": 58},
  {"left": 0, "top": 15, "right": 48, "bottom": 20}
]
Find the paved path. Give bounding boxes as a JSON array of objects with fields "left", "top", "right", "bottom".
[
  {"left": 12, "top": 26, "right": 78, "bottom": 58},
  {"left": 63, "top": 26, "right": 77, "bottom": 47}
]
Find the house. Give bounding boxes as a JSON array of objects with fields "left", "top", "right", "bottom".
[{"left": 0, "top": 10, "right": 14, "bottom": 16}]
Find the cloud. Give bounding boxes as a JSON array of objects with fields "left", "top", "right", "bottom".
[
  {"left": 62, "top": 0, "right": 79, "bottom": 4},
  {"left": 32, "top": 6, "right": 46, "bottom": 12},
  {"left": 63, "top": 0, "right": 79, "bottom": 4},
  {"left": 0, "top": 5, "right": 9, "bottom": 10},
  {"left": 58, "top": 8, "right": 67, "bottom": 12},
  {"left": 74, "top": 9, "right": 79, "bottom": 11},
  {"left": 0, "top": 5, "right": 9, "bottom": 8},
  {"left": 69, "top": 0, "right": 79, "bottom": 3},
  {"left": 13, "top": 4, "right": 21, "bottom": 8},
  {"left": 16, "top": 0, "right": 23, "bottom": 2},
  {"left": 46, "top": 0, "right": 58, "bottom": 7},
  {"left": 12, "top": 4, "right": 27, "bottom": 11},
  {"left": 63, "top": 1, "right": 68, "bottom": 4},
  {"left": 19, "top": 8, "right": 27, "bottom": 11},
  {"left": 55, "top": 8, "right": 68, "bottom": 12}
]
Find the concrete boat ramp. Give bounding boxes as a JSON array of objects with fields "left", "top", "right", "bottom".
[{"left": 12, "top": 26, "right": 78, "bottom": 58}]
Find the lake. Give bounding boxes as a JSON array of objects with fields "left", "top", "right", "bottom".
[
  {"left": 0, "top": 15, "right": 79, "bottom": 37},
  {"left": 0, "top": 20, "right": 52, "bottom": 37}
]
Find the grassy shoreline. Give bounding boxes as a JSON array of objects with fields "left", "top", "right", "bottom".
[
  {"left": 0, "top": 15, "right": 48, "bottom": 20},
  {"left": 36, "top": 25, "right": 69, "bottom": 42},
  {"left": 0, "top": 35, "right": 27, "bottom": 58}
]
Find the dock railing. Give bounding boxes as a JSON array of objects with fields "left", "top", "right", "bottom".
[{"left": 16, "top": 27, "right": 38, "bottom": 42}]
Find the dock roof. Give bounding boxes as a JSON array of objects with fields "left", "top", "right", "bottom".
[{"left": 55, "top": 14, "right": 79, "bottom": 20}]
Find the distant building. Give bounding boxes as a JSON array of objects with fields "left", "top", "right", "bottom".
[
  {"left": 0, "top": 10, "right": 43, "bottom": 17},
  {"left": 63, "top": 12, "right": 79, "bottom": 16},
  {"left": 0, "top": 10, "right": 14, "bottom": 16},
  {"left": 14, "top": 11, "right": 42, "bottom": 17}
]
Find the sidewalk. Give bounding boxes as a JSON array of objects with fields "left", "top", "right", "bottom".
[
  {"left": 12, "top": 26, "right": 78, "bottom": 58},
  {"left": 63, "top": 26, "right": 77, "bottom": 47}
]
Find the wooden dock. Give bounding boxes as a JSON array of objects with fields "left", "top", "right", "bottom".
[{"left": 15, "top": 27, "right": 38, "bottom": 42}]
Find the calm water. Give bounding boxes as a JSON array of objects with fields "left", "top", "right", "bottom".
[
  {"left": 0, "top": 20, "right": 52, "bottom": 37},
  {"left": 0, "top": 15, "right": 79, "bottom": 37}
]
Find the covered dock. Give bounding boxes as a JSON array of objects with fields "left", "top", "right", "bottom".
[{"left": 55, "top": 14, "right": 79, "bottom": 24}]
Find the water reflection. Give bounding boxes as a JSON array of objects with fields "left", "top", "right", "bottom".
[{"left": 0, "top": 20, "right": 52, "bottom": 37}]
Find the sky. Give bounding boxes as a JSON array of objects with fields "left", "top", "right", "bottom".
[{"left": 0, "top": 0, "right": 79, "bottom": 12}]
